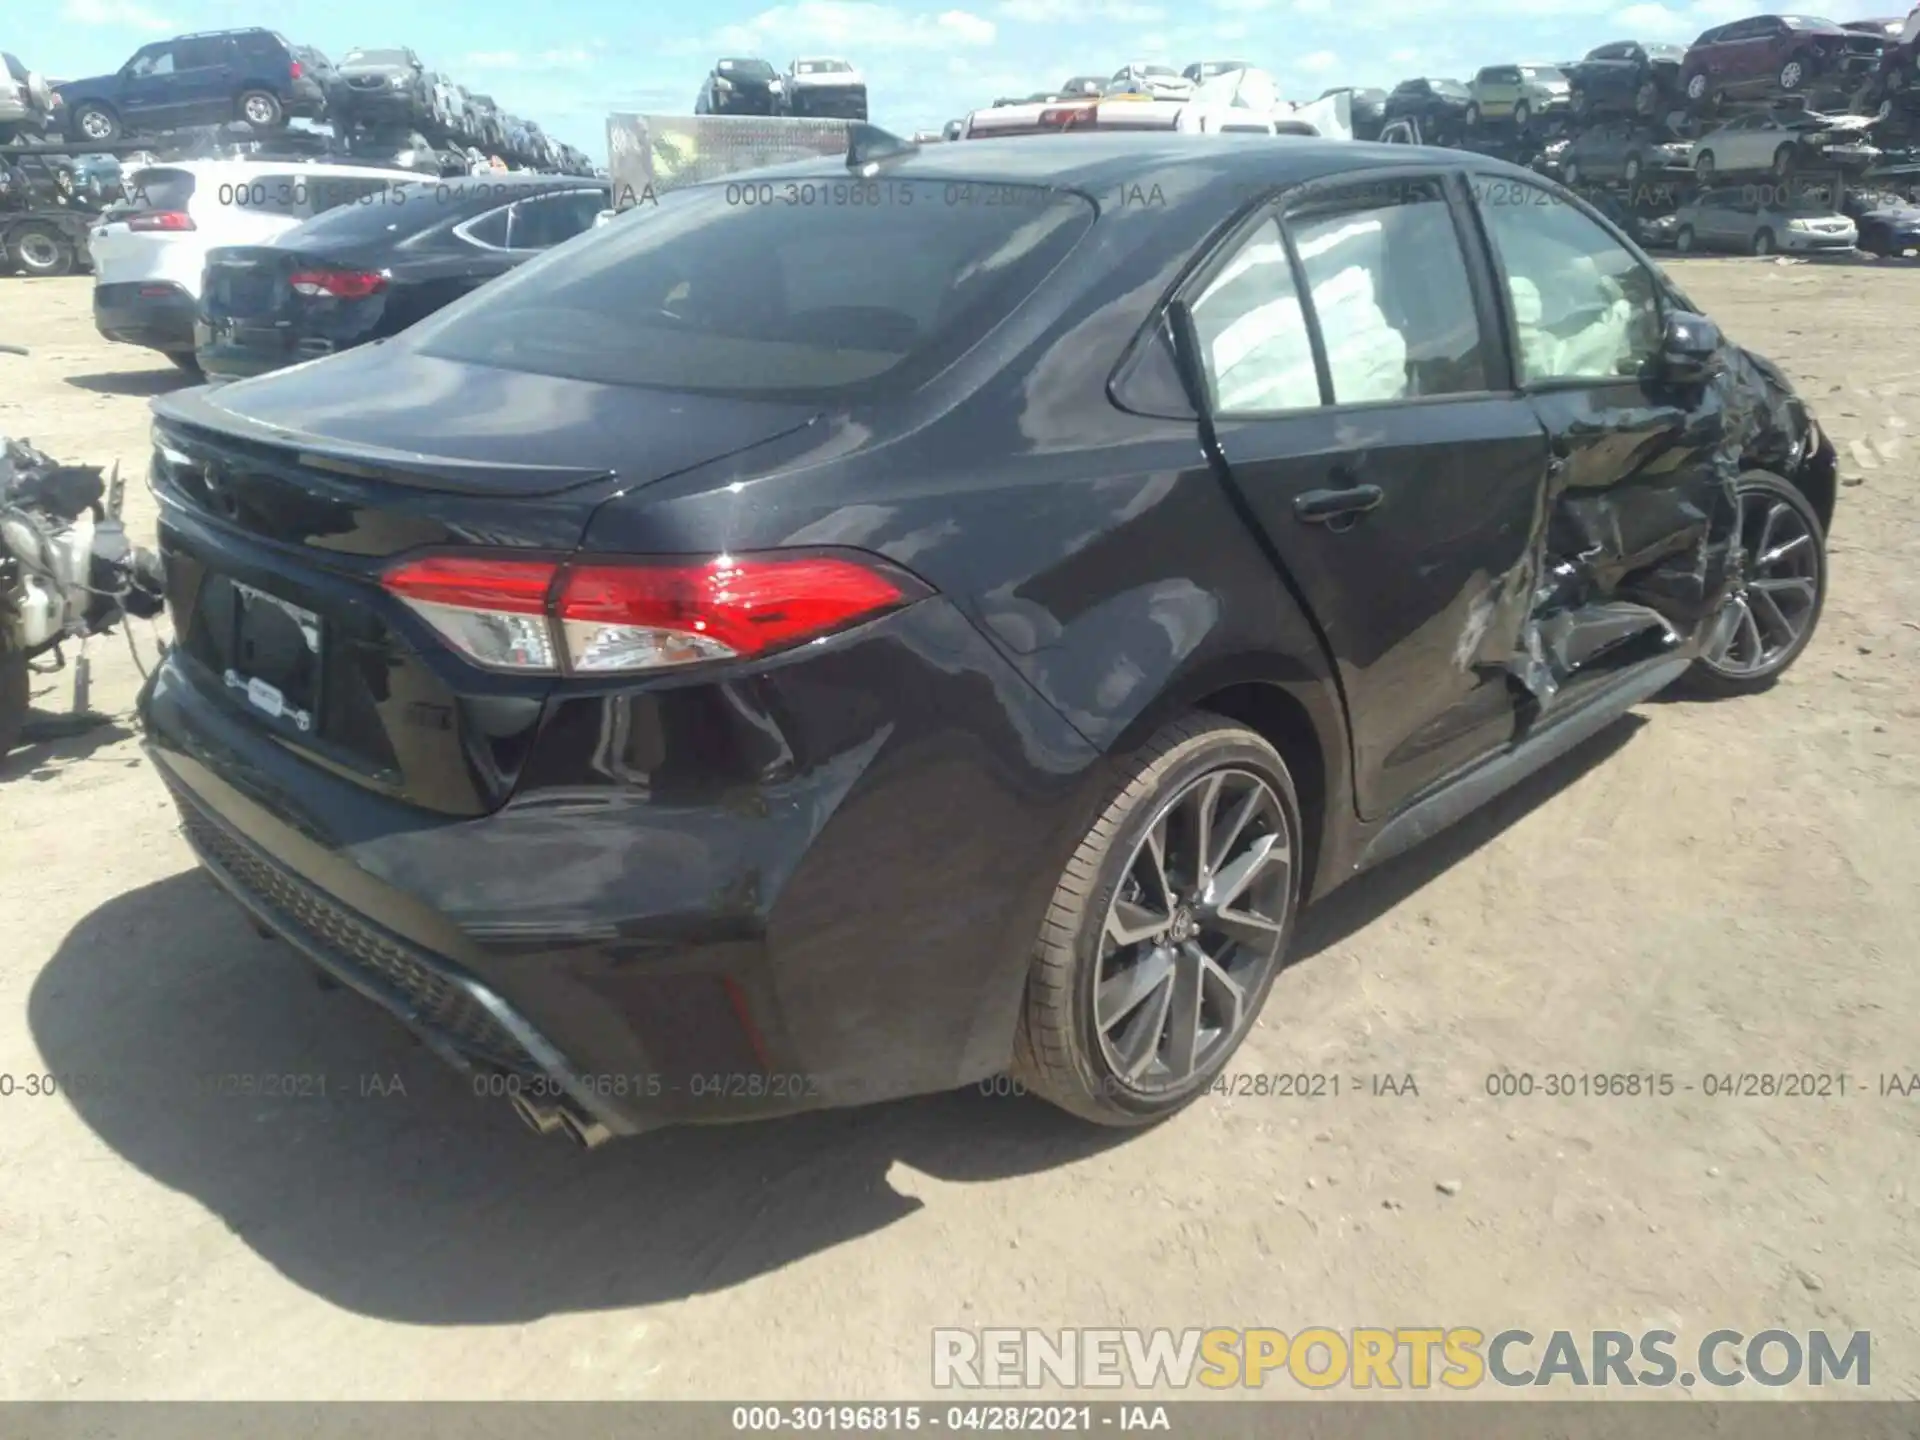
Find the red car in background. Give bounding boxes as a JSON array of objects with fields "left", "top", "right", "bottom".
[{"left": 1680, "top": 13, "right": 1889, "bottom": 109}]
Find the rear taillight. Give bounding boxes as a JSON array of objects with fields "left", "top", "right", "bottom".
[
  {"left": 289, "top": 269, "right": 386, "bottom": 299},
  {"left": 290, "top": 59, "right": 304, "bottom": 79},
  {"left": 380, "top": 551, "right": 926, "bottom": 674},
  {"left": 128, "top": 210, "right": 194, "bottom": 231},
  {"left": 1039, "top": 106, "right": 1089, "bottom": 128}
]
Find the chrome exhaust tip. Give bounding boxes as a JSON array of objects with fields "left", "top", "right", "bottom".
[
  {"left": 557, "top": 1108, "right": 614, "bottom": 1149},
  {"left": 510, "top": 1092, "right": 566, "bottom": 1138}
]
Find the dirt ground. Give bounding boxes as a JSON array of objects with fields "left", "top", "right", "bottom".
[{"left": 0, "top": 264, "right": 1916, "bottom": 1403}]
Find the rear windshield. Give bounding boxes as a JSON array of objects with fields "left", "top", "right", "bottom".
[
  {"left": 125, "top": 166, "right": 196, "bottom": 213},
  {"left": 794, "top": 60, "right": 853, "bottom": 74},
  {"left": 1521, "top": 66, "right": 1565, "bottom": 80},
  {"left": 719, "top": 58, "right": 775, "bottom": 78},
  {"left": 1647, "top": 43, "right": 1686, "bottom": 57},
  {"left": 344, "top": 49, "right": 409, "bottom": 65},
  {"left": 1780, "top": 15, "right": 1836, "bottom": 27},
  {"left": 411, "top": 177, "right": 1094, "bottom": 400},
  {"left": 1431, "top": 78, "right": 1470, "bottom": 95},
  {"left": 272, "top": 176, "right": 520, "bottom": 243}
]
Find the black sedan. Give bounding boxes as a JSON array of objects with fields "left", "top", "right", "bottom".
[
  {"left": 140, "top": 131, "right": 1837, "bottom": 1146},
  {"left": 194, "top": 174, "right": 611, "bottom": 381},
  {"left": 695, "top": 57, "right": 784, "bottom": 115}
]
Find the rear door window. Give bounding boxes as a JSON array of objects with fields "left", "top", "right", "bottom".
[
  {"left": 413, "top": 178, "right": 1094, "bottom": 399},
  {"left": 1285, "top": 176, "right": 1491, "bottom": 403}
]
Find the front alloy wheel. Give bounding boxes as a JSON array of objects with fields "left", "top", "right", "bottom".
[
  {"left": 1780, "top": 60, "right": 1804, "bottom": 90},
  {"left": 1013, "top": 716, "right": 1302, "bottom": 1126},
  {"left": 1679, "top": 471, "right": 1826, "bottom": 697}
]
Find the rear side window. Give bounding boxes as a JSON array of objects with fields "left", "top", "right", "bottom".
[
  {"left": 1286, "top": 177, "right": 1490, "bottom": 403},
  {"left": 412, "top": 178, "right": 1094, "bottom": 399},
  {"left": 1189, "top": 219, "right": 1320, "bottom": 413},
  {"left": 267, "top": 179, "right": 437, "bottom": 242},
  {"left": 505, "top": 189, "right": 608, "bottom": 248}
]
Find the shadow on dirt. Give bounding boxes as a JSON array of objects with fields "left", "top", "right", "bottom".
[
  {"left": 1291, "top": 714, "right": 1646, "bottom": 963},
  {"left": 30, "top": 713, "right": 1648, "bottom": 1323},
  {"left": 62, "top": 369, "right": 195, "bottom": 397}
]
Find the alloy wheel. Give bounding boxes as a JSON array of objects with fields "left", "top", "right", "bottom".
[
  {"left": 1700, "top": 489, "right": 1820, "bottom": 678},
  {"left": 1781, "top": 61, "right": 1804, "bottom": 90},
  {"left": 244, "top": 95, "right": 275, "bottom": 124},
  {"left": 79, "top": 110, "right": 112, "bottom": 140},
  {"left": 1092, "top": 768, "right": 1292, "bottom": 1093}
]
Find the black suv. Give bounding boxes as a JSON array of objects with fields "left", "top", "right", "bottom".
[{"left": 54, "top": 28, "right": 324, "bottom": 142}]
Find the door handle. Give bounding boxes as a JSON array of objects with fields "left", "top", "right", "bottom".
[{"left": 1294, "top": 484, "right": 1385, "bottom": 524}]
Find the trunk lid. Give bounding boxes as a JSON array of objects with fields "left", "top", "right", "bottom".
[
  {"left": 148, "top": 353, "right": 820, "bottom": 815},
  {"left": 155, "top": 344, "right": 820, "bottom": 496}
]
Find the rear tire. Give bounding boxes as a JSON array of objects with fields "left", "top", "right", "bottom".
[
  {"left": 1675, "top": 224, "right": 1696, "bottom": 252},
  {"left": 1695, "top": 150, "right": 1715, "bottom": 179},
  {"left": 1466, "top": 102, "right": 1482, "bottom": 127},
  {"left": 238, "top": 89, "right": 284, "bottom": 129},
  {"left": 1012, "top": 715, "right": 1304, "bottom": 1127},
  {"left": 167, "top": 351, "right": 202, "bottom": 376},
  {"left": 1752, "top": 227, "right": 1775, "bottom": 256},
  {"left": 1674, "top": 471, "right": 1826, "bottom": 698},
  {"left": 5, "top": 221, "right": 75, "bottom": 277},
  {"left": 1772, "top": 144, "right": 1795, "bottom": 178},
  {"left": 1513, "top": 99, "right": 1531, "bottom": 128}
]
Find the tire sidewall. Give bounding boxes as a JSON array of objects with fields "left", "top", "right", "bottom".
[
  {"left": 1062, "top": 728, "right": 1303, "bottom": 1123},
  {"left": 10, "top": 225, "right": 72, "bottom": 276}
]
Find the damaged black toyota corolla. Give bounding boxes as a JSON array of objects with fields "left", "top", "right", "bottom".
[{"left": 137, "top": 132, "right": 1837, "bottom": 1146}]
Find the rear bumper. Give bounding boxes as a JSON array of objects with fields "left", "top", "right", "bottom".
[
  {"left": 95, "top": 279, "right": 196, "bottom": 353},
  {"left": 286, "top": 79, "right": 327, "bottom": 118},
  {"left": 193, "top": 319, "right": 339, "bottom": 379},
  {"left": 137, "top": 598, "right": 1106, "bottom": 1137}
]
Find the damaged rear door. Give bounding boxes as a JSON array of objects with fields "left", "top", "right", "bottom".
[
  {"left": 1466, "top": 172, "right": 1735, "bottom": 714},
  {"left": 1191, "top": 171, "right": 1550, "bottom": 822}
]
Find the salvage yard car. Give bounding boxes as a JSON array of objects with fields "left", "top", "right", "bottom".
[
  {"left": 1673, "top": 180, "right": 1858, "bottom": 251},
  {"left": 1466, "top": 63, "right": 1572, "bottom": 128},
  {"left": 1558, "top": 120, "right": 1693, "bottom": 186},
  {"left": 195, "top": 173, "right": 611, "bottom": 379},
  {"left": 90, "top": 158, "right": 417, "bottom": 372},
  {"left": 1566, "top": 39, "right": 1688, "bottom": 118},
  {"left": 55, "top": 27, "right": 324, "bottom": 142},
  {"left": 695, "top": 57, "right": 785, "bottom": 115},
  {"left": 1681, "top": 14, "right": 1888, "bottom": 110},
  {"left": 138, "top": 130, "right": 1837, "bottom": 1147},
  {"left": 1689, "top": 108, "right": 1880, "bottom": 177},
  {"left": 782, "top": 57, "right": 867, "bottom": 118}
]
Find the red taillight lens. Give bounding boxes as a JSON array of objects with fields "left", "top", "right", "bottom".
[
  {"left": 1039, "top": 105, "right": 1089, "bottom": 128},
  {"left": 128, "top": 210, "right": 194, "bottom": 231},
  {"left": 290, "top": 59, "right": 304, "bottom": 79},
  {"left": 289, "top": 268, "right": 386, "bottom": 299},
  {"left": 380, "top": 551, "right": 923, "bottom": 674}
]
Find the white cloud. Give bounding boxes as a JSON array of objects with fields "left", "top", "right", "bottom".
[
  {"left": 715, "top": 2, "right": 997, "bottom": 51},
  {"left": 62, "top": 0, "right": 174, "bottom": 30},
  {"left": 1297, "top": 49, "right": 1340, "bottom": 72},
  {"left": 999, "top": 0, "right": 1165, "bottom": 17},
  {"left": 1388, "top": 46, "right": 1418, "bottom": 62}
]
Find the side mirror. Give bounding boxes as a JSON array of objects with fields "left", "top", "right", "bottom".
[
  {"left": 1660, "top": 310, "right": 1721, "bottom": 385},
  {"left": 594, "top": 208, "right": 617, "bottom": 227}
]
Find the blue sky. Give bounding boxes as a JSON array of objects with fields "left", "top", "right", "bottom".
[{"left": 18, "top": 0, "right": 1898, "bottom": 159}]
